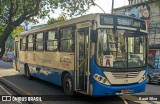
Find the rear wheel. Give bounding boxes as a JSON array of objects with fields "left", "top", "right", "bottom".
[
  {"left": 62, "top": 73, "right": 73, "bottom": 95},
  {"left": 25, "top": 64, "right": 32, "bottom": 80}
]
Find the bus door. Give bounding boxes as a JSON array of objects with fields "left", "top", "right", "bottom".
[
  {"left": 75, "top": 28, "right": 89, "bottom": 93},
  {"left": 14, "top": 41, "right": 20, "bottom": 71}
]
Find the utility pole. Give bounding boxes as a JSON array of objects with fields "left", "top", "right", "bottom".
[{"left": 111, "top": 0, "right": 114, "bottom": 14}]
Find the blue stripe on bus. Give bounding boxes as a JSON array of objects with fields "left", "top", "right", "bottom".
[
  {"left": 90, "top": 56, "right": 107, "bottom": 84},
  {"left": 19, "top": 60, "right": 74, "bottom": 86},
  {"left": 90, "top": 56, "right": 146, "bottom": 96},
  {"left": 92, "top": 80, "right": 146, "bottom": 96}
]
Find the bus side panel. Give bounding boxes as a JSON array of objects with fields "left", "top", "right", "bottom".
[
  {"left": 19, "top": 60, "right": 74, "bottom": 86},
  {"left": 29, "top": 64, "right": 63, "bottom": 86},
  {"left": 18, "top": 51, "right": 75, "bottom": 86},
  {"left": 19, "top": 61, "right": 26, "bottom": 73}
]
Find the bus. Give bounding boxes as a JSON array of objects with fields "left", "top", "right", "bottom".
[{"left": 14, "top": 13, "right": 148, "bottom": 96}]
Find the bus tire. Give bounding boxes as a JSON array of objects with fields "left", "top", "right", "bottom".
[
  {"left": 62, "top": 73, "right": 73, "bottom": 95},
  {"left": 25, "top": 64, "right": 32, "bottom": 80}
]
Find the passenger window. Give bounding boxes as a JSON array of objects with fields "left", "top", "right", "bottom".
[
  {"left": 20, "top": 37, "right": 27, "bottom": 51},
  {"left": 36, "top": 33, "right": 44, "bottom": 51},
  {"left": 60, "top": 27, "right": 75, "bottom": 52},
  {"left": 46, "top": 31, "right": 58, "bottom": 51},
  {"left": 28, "top": 35, "right": 34, "bottom": 51}
]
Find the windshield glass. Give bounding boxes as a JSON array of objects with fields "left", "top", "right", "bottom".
[{"left": 97, "top": 29, "right": 146, "bottom": 68}]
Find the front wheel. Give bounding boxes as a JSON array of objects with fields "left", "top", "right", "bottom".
[{"left": 62, "top": 73, "right": 73, "bottom": 95}]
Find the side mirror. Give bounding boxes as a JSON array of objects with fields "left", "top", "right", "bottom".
[{"left": 91, "top": 30, "right": 98, "bottom": 43}]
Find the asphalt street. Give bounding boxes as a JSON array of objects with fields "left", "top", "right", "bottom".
[{"left": 0, "top": 60, "right": 159, "bottom": 104}]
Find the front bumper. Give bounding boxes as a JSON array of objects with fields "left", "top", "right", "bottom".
[{"left": 92, "top": 80, "right": 146, "bottom": 96}]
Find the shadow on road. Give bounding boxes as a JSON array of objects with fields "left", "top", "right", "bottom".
[
  {"left": 0, "top": 74, "right": 125, "bottom": 104},
  {"left": 147, "top": 83, "right": 160, "bottom": 86}
]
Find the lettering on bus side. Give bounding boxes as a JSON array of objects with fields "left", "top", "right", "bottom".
[
  {"left": 24, "top": 54, "right": 28, "bottom": 59},
  {"left": 60, "top": 56, "right": 72, "bottom": 69},
  {"left": 76, "top": 21, "right": 92, "bottom": 29}
]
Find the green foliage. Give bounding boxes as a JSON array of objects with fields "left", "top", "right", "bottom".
[
  {"left": 0, "top": 0, "right": 96, "bottom": 34},
  {"left": 0, "top": 0, "right": 96, "bottom": 53},
  {"left": 0, "top": 0, "right": 95, "bottom": 25},
  {"left": 47, "top": 16, "right": 66, "bottom": 25},
  {"left": 155, "top": 0, "right": 160, "bottom": 6},
  {"left": 5, "top": 35, "right": 14, "bottom": 51},
  {"left": 11, "top": 26, "right": 24, "bottom": 37},
  {"left": 59, "top": 0, "right": 95, "bottom": 17},
  {"left": 0, "top": 25, "right": 5, "bottom": 36}
]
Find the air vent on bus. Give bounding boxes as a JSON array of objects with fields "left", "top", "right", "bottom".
[{"left": 111, "top": 72, "right": 140, "bottom": 79}]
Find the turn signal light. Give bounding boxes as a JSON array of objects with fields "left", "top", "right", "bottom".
[
  {"left": 93, "top": 74, "right": 111, "bottom": 85},
  {"left": 103, "top": 79, "right": 107, "bottom": 83},
  {"left": 94, "top": 74, "right": 98, "bottom": 79},
  {"left": 98, "top": 76, "right": 103, "bottom": 81}
]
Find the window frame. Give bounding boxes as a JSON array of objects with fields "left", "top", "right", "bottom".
[
  {"left": 27, "top": 34, "right": 34, "bottom": 51},
  {"left": 20, "top": 37, "right": 27, "bottom": 51},
  {"left": 59, "top": 27, "right": 75, "bottom": 52},
  {"left": 35, "top": 32, "right": 44, "bottom": 51},
  {"left": 45, "top": 29, "right": 58, "bottom": 52}
]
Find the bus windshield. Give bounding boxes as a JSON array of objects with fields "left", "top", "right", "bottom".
[{"left": 97, "top": 28, "right": 146, "bottom": 68}]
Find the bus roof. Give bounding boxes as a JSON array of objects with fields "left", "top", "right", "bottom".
[
  {"left": 21, "top": 13, "right": 145, "bottom": 36},
  {"left": 21, "top": 13, "right": 98, "bottom": 36}
]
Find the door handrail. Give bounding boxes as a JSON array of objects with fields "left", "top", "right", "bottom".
[
  {"left": 76, "top": 59, "right": 86, "bottom": 70},
  {"left": 77, "top": 58, "right": 85, "bottom": 61}
]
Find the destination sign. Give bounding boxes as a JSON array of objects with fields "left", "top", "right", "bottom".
[
  {"left": 117, "top": 17, "right": 132, "bottom": 26},
  {"left": 100, "top": 15, "right": 146, "bottom": 30}
]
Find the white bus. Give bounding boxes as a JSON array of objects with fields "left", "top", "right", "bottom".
[{"left": 14, "top": 13, "right": 148, "bottom": 96}]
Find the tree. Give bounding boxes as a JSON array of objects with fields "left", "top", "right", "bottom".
[
  {"left": 0, "top": 0, "right": 95, "bottom": 58},
  {"left": 5, "top": 35, "right": 14, "bottom": 51},
  {"left": 47, "top": 15, "right": 66, "bottom": 25}
]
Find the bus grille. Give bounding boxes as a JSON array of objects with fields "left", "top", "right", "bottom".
[{"left": 111, "top": 72, "right": 140, "bottom": 79}]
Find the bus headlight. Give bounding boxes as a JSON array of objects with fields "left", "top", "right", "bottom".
[
  {"left": 138, "top": 74, "right": 147, "bottom": 83},
  {"left": 93, "top": 74, "right": 111, "bottom": 85}
]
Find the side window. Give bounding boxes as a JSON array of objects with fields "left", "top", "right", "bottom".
[
  {"left": 36, "top": 33, "right": 44, "bottom": 51},
  {"left": 46, "top": 31, "right": 58, "bottom": 51},
  {"left": 28, "top": 35, "right": 34, "bottom": 51},
  {"left": 20, "top": 37, "right": 26, "bottom": 51},
  {"left": 60, "top": 27, "right": 75, "bottom": 52}
]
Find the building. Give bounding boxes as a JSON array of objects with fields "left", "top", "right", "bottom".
[
  {"left": 128, "top": 0, "right": 155, "bottom": 5},
  {"left": 114, "top": 0, "right": 160, "bottom": 69}
]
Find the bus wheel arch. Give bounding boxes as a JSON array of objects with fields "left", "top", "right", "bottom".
[
  {"left": 61, "top": 71, "right": 73, "bottom": 95},
  {"left": 24, "top": 64, "right": 32, "bottom": 80}
]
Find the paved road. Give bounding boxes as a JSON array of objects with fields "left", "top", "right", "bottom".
[{"left": 0, "top": 60, "right": 159, "bottom": 104}]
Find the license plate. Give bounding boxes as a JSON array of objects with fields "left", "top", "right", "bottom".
[{"left": 121, "top": 89, "right": 130, "bottom": 93}]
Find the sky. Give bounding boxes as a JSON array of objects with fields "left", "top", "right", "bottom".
[
  {"left": 30, "top": 0, "right": 129, "bottom": 27},
  {"left": 87, "top": 0, "right": 129, "bottom": 14}
]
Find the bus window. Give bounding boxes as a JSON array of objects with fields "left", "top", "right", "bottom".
[
  {"left": 46, "top": 31, "right": 58, "bottom": 51},
  {"left": 28, "top": 35, "right": 34, "bottom": 51},
  {"left": 60, "top": 27, "right": 75, "bottom": 52},
  {"left": 36, "top": 33, "right": 44, "bottom": 51},
  {"left": 20, "top": 37, "right": 27, "bottom": 51}
]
